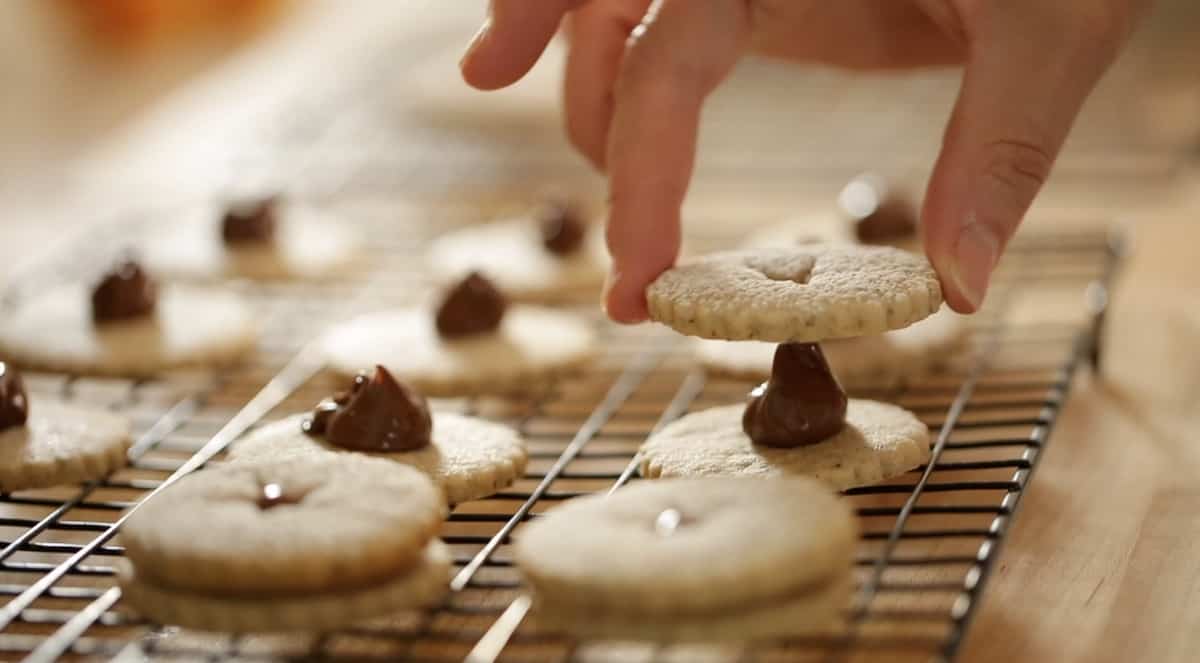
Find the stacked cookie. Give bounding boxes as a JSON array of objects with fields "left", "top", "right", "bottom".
[
  {"left": 119, "top": 456, "right": 450, "bottom": 631},
  {"left": 639, "top": 244, "right": 935, "bottom": 488}
]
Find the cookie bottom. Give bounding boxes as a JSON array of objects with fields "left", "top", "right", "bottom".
[
  {"left": 119, "top": 541, "right": 451, "bottom": 632},
  {"left": 639, "top": 401, "right": 930, "bottom": 490},
  {"left": 0, "top": 402, "right": 131, "bottom": 492},
  {"left": 531, "top": 577, "right": 851, "bottom": 642},
  {"left": 227, "top": 413, "right": 528, "bottom": 505},
  {"left": 0, "top": 284, "right": 257, "bottom": 377}
]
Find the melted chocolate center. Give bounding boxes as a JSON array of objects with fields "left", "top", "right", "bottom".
[
  {"left": 304, "top": 365, "right": 432, "bottom": 452},
  {"left": 537, "top": 202, "right": 586, "bottom": 255},
  {"left": 435, "top": 272, "right": 508, "bottom": 339},
  {"left": 742, "top": 343, "right": 847, "bottom": 447},
  {"left": 0, "top": 362, "right": 29, "bottom": 432},
  {"left": 222, "top": 197, "right": 278, "bottom": 245},
  {"left": 91, "top": 260, "right": 157, "bottom": 324}
]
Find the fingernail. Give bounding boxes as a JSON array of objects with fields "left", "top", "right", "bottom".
[
  {"left": 459, "top": 18, "right": 491, "bottom": 69},
  {"left": 949, "top": 217, "right": 999, "bottom": 311}
]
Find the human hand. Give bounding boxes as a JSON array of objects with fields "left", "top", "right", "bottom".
[{"left": 460, "top": 0, "right": 1146, "bottom": 320}]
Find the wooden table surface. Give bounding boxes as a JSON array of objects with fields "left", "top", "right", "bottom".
[{"left": 1, "top": 2, "right": 1199, "bottom": 662}]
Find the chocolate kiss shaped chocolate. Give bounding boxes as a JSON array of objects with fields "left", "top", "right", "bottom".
[
  {"left": 0, "top": 362, "right": 29, "bottom": 432},
  {"left": 435, "top": 272, "right": 508, "bottom": 339},
  {"left": 742, "top": 343, "right": 847, "bottom": 448},
  {"left": 91, "top": 259, "right": 157, "bottom": 323},
  {"left": 838, "top": 173, "right": 917, "bottom": 244},
  {"left": 322, "top": 365, "right": 432, "bottom": 452},
  {"left": 222, "top": 196, "right": 278, "bottom": 245},
  {"left": 537, "top": 201, "right": 586, "bottom": 255}
]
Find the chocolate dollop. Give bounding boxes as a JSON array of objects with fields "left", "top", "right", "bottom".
[
  {"left": 0, "top": 362, "right": 29, "bottom": 432},
  {"left": 838, "top": 174, "right": 917, "bottom": 244},
  {"left": 303, "top": 365, "right": 432, "bottom": 452},
  {"left": 435, "top": 272, "right": 508, "bottom": 339},
  {"left": 537, "top": 201, "right": 586, "bottom": 255},
  {"left": 742, "top": 343, "right": 847, "bottom": 448},
  {"left": 222, "top": 196, "right": 278, "bottom": 245},
  {"left": 91, "top": 260, "right": 157, "bottom": 323}
]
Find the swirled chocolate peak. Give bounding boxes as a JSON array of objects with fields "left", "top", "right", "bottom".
[
  {"left": 304, "top": 365, "right": 432, "bottom": 452},
  {"left": 92, "top": 259, "right": 157, "bottom": 324},
  {"left": 435, "top": 272, "right": 508, "bottom": 339},
  {"left": 222, "top": 196, "right": 278, "bottom": 245},
  {"left": 537, "top": 200, "right": 586, "bottom": 255},
  {"left": 838, "top": 173, "right": 917, "bottom": 244},
  {"left": 0, "top": 362, "right": 29, "bottom": 432},
  {"left": 742, "top": 343, "right": 847, "bottom": 448}
]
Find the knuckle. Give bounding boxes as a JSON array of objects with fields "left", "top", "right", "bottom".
[
  {"left": 980, "top": 138, "right": 1054, "bottom": 206},
  {"left": 1065, "top": 3, "right": 1137, "bottom": 52}
]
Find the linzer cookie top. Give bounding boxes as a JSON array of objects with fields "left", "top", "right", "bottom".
[
  {"left": 221, "top": 196, "right": 278, "bottom": 245},
  {"left": 304, "top": 365, "right": 432, "bottom": 452},
  {"left": 435, "top": 272, "right": 508, "bottom": 339},
  {"left": 742, "top": 343, "right": 847, "bottom": 447},
  {"left": 91, "top": 259, "right": 157, "bottom": 324},
  {"left": 0, "top": 362, "right": 28, "bottom": 432}
]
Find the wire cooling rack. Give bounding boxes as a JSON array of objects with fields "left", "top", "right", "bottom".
[{"left": 0, "top": 200, "right": 1122, "bottom": 662}]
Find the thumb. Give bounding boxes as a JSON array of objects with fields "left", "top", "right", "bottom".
[{"left": 922, "top": 5, "right": 1136, "bottom": 313}]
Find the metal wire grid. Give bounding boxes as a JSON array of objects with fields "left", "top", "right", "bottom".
[{"left": 0, "top": 215, "right": 1120, "bottom": 662}]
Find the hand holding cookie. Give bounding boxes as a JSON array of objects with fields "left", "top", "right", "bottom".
[{"left": 460, "top": 0, "right": 1146, "bottom": 319}]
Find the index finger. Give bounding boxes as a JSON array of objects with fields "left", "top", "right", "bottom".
[{"left": 603, "top": 0, "right": 749, "bottom": 323}]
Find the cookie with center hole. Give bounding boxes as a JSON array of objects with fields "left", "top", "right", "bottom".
[
  {"left": 515, "top": 478, "right": 857, "bottom": 641},
  {"left": 646, "top": 245, "right": 941, "bottom": 343},
  {"left": 118, "top": 456, "right": 449, "bottom": 632}
]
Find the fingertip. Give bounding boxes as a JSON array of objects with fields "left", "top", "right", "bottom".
[
  {"left": 941, "top": 278, "right": 981, "bottom": 314},
  {"left": 602, "top": 269, "right": 650, "bottom": 324}
]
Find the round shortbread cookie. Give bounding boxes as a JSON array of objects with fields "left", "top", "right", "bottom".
[
  {"left": 646, "top": 246, "right": 941, "bottom": 343},
  {"left": 638, "top": 401, "right": 930, "bottom": 490},
  {"left": 119, "top": 456, "right": 445, "bottom": 596},
  {"left": 226, "top": 413, "right": 528, "bottom": 505},
  {"left": 0, "top": 401, "right": 130, "bottom": 492},
  {"left": 142, "top": 204, "right": 360, "bottom": 281},
  {"left": 119, "top": 540, "right": 451, "bottom": 632},
  {"left": 426, "top": 218, "right": 608, "bottom": 302},
  {"left": 531, "top": 575, "right": 851, "bottom": 642},
  {"left": 693, "top": 308, "right": 970, "bottom": 389},
  {"left": 322, "top": 307, "right": 596, "bottom": 396},
  {"left": 0, "top": 284, "right": 257, "bottom": 376},
  {"left": 515, "top": 478, "right": 856, "bottom": 620}
]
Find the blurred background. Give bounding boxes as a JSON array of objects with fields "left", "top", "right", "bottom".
[{"left": 1, "top": 0, "right": 1199, "bottom": 269}]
